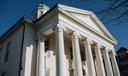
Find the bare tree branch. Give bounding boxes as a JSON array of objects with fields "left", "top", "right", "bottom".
[{"left": 97, "top": 0, "right": 128, "bottom": 24}]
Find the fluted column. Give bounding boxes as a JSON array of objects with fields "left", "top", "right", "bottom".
[
  {"left": 103, "top": 48, "right": 113, "bottom": 76},
  {"left": 37, "top": 37, "right": 45, "bottom": 76},
  {"left": 72, "top": 32, "right": 83, "bottom": 76},
  {"left": 55, "top": 26, "right": 66, "bottom": 76},
  {"left": 84, "top": 38, "right": 96, "bottom": 76},
  {"left": 95, "top": 44, "right": 106, "bottom": 76},
  {"left": 110, "top": 51, "right": 120, "bottom": 76}
]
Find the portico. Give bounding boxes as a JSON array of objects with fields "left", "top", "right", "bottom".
[
  {"left": 35, "top": 4, "right": 120, "bottom": 76},
  {"left": 36, "top": 24, "right": 119, "bottom": 76}
]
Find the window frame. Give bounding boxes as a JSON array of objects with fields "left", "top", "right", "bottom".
[
  {"left": 4, "top": 41, "right": 11, "bottom": 63},
  {"left": 0, "top": 47, "right": 3, "bottom": 54},
  {"left": 2, "top": 71, "right": 6, "bottom": 76}
]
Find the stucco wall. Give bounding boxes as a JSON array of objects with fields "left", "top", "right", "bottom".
[
  {"left": 21, "top": 24, "right": 37, "bottom": 76},
  {"left": 0, "top": 23, "right": 37, "bottom": 76},
  {"left": 0, "top": 25, "right": 24, "bottom": 76}
]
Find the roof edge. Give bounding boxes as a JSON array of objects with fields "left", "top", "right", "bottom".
[{"left": 0, "top": 17, "right": 32, "bottom": 43}]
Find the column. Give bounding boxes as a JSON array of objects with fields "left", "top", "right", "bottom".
[
  {"left": 95, "top": 44, "right": 106, "bottom": 76},
  {"left": 55, "top": 26, "right": 66, "bottom": 76},
  {"left": 110, "top": 51, "right": 120, "bottom": 76},
  {"left": 103, "top": 48, "right": 113, "bottom": 76},
  {"left": 37, "top": 37, "right": 45, "bottom": 76},
  {"left": 24, "top": 45, "right": 33, "bottom": 76},
  {"left": 84, "top": 38, "right": 96, "bottom": 76},
  {"left": 72, "top": 32, "right": 83, "bottom": 76}
]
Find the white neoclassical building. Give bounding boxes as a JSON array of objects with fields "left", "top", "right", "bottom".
[{"left": 0, "top": 4, "right": 120, "bottom": 76}]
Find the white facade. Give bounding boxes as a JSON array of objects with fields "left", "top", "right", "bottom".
[{"left": 0, "top": 4, "right": 120, "bottom": 76}]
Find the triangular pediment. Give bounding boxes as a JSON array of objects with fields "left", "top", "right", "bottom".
[
  {"left": 69, "top": 12, "right": 104, "bottom": 34},
  {"left": 58, "top": 4, "right": 117, "bottom": 44}
]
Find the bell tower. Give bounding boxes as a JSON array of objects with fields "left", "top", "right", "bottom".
[{"left": 32, "top": 4, "right": 50, "bottom": 20}]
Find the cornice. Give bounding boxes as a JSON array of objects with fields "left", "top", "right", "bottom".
[
  {"left": 90, "top": 13, "right": 117, "bottom": 44},
  {"left": 57, "top": 4, "right": 93, "bottom": 15},
  {"left": 58, "top": 7, "right": 116, "bottom": 45}
]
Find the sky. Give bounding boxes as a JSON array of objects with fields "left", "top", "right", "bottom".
[{"left": 0, "top": 0, "right": 127, "bottom": 50}]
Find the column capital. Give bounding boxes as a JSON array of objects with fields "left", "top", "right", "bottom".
[
  {"left": 109, "top": 50, "right": 117, "bottom": 57},
  {"left": 112, "top": 50, "right": 117, "bottom": 56},
  {"left": 71, "top": 31, "right": 83, "bottom": 76},
  {"left": 37, "top": 34, "right": 45, "bottom": 41},
  {"left": 55, "top": 24, "right": 67, "bottom": 32},
  {"left": 95, "top": 43, "right": 103, "bottom": 49},
  {"left": 37, "top": 35, "right": 45, "bottom": 76},
  {"left": 109, "top": 51, "right": 120, "bottom": 76},
  {"left": 83, "top": 38, "right": 92, "bottom": 45},
  {"left": 95, "top": 43, "right": 106, "bottom": 76},
  {"left": 104, "top": 47, "right": 110, "bottom": 53},
  {"left": 103, "top": 47, "right": 114, "bottom": 76},
  {"left": 72, "top": 32, "right": 81, "bottom": 39},
  {"left": 84, "top": 37, "right": 96, "bottom": 76},
  {"left": 109, "top": 52, "right": 113, "bottom": 57},
  {"left": 55, "top": 24, "right": 67, "bottom": 76}
]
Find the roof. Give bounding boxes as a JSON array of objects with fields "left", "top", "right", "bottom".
[
  {"left": 116, "top": 47, "right": 128, "bottom": 53},
  {"left": 0, "top": 17, "right": 32, "bottom": 43},
  {"left": 37, "top": 3, "right": 50, "bottom": 9},
  {"left": 0, "top": 3, "right": 56, "bottom": 43}
]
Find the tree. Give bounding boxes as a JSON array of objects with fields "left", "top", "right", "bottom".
[{"left": 97, "top": 0, "right": 128, "bottom": 24}]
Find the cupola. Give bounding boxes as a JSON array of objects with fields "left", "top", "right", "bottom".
[{"left": 32, "top": 4, "right": 50, "bottom": 20}]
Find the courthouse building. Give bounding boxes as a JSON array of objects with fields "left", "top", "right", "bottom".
[{"left": 0, "top": 4, "right": 120, "bottom": 76}]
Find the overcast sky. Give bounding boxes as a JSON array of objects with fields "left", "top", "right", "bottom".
[{"left": 0, "top": 0, "right": 127, "bottom": 50}]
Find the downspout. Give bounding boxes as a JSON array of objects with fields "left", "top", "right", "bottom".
[{"left": 18, "top": 24, "right": 25, "bottom": 76}]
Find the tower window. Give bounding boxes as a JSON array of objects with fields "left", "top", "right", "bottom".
[{"left": 40, "top": 11, "right": 43, "bottom": 15}]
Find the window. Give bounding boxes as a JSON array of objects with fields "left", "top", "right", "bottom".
[
  {"left": 45, "top": 40, "right": 49, "bottom": 52},
  {"left": 70, "top": 48, "right": 73, "bottom": 59},
  {"left": 116, "top": 56, "right": 120, "bottom": 63},
  {"left": 0, "top": 47, "right": 2, "bottom": 54},
  {"left": 4, "top": 42, "right": 11, "bottom": 63},
  {"left": 2, "top": 71, "right": 6, "bottom": 76},
  {"left": 40, "top": 11, "right": 43, "bottom": 15}
]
